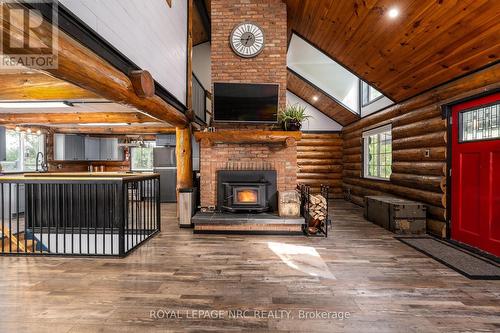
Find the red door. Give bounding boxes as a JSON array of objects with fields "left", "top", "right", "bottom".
[{"left": 451, "top": 92, "right": 500, "bottom": 257}]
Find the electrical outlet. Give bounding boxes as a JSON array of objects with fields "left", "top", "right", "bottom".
[{"left": 425, "top": 149, "right": 430, "bottom": 158}]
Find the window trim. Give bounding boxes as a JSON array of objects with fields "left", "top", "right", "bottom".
[
  {"left": 361, "top": 81, "right": 385, "bottom": 107},
  {"left": 2, "top": 130, "right": 45, "bottom": 172},
  {"left": 130, "top": 143, "right": 155, "bottom": 172},
  {"left": 362, "top": 124, "right": 392, "bottom": 181}
]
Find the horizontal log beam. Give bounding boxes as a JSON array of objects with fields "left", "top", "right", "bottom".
[
  {"left": 392, "top": 162, "right": 446, "bottom": 176},
  {"left": 54, "top": 125, "right": 176, "bottom": 135},
  {"left": 343, "top": 176, "right": 446, "bottom": 208},
  {"left": 297, "top": 173, "right": 342, "bottom": 180},
  {"left": 343, "top": 162, "right": 361, "bottom": 171},
  {"left": 297, "top": 158, "right": 342, "bottom": 166},
  {"left": 392, "top": 131, "right": 447, "bottom": 150},
  {"left": 392, "top": 147, "right": 446, "bottom": 162},
  {"left": 342, "top": 154, "right": 362, "bottom": 163},
  {"left": 391, "top": 105, "right": 442, "bottom": 128},
  {"left": 297, "top": 151, "right": 343, "bottom": 159},
  {"left": 427, "top": 218, "right": 446, "bottom": 237},
  {"left": 392, "top": 117, "right": 446, "bottom": 139},
  {"left": 342, "top": 169, "right": 362, "bottom": 178},
  {"left": 298, "top": 164, "right": 342, "bottom": 172},
  {"left": 390, "top": 172, "right": 445, "bottom": 193},
  {"left": 0, "top": 7, "right": 188, "bottom": 126},
  {"left": 343, "top": 146, "right": 361, "bottom": 155},
  {"left": 297, "top": 179, "right": 342, "bottom": 186},
  {"left": 0, "top": 72, "right": 102, "bottom": 101},
  {"left": 0, "top": 112, "right": 158, "bottom": 125},
  {"left": 194, "top": 130, "right": 301, "bottom": 145},
  {"left": 296, "top": 145, "right": 342, "bottom": 153},
  {"left": 297, "top": 139, "right": 342, "bottom": 146}
]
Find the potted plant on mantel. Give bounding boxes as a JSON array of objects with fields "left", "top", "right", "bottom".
[{"left": 278, "top": 104, "right": 311, "bottom": 131}]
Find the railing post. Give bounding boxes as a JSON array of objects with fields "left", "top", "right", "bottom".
[
  {"left": 117, "top": 181, "right": 125, "bottom": 257},
  {"left": 156, "top": 178, "right": 161, "bottom": 232}
]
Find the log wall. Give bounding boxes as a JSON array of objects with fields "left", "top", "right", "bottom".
[
  {"left": 297, "top": 132, "right": 343, "bottom": 198},
  {"left": 342, "top": 64, "right": 500, "bottom": 238}
]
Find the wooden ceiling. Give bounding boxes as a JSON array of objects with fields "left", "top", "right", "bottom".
[
  {"left": 287, "top": 69, "right": 359, "bottom": 126},
  {"left": 286, "top": 0, "right": 500, "bottom": 102}
]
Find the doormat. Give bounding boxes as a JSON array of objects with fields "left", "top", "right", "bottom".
[{"left": 396, "top": 236, "right": 500, "bottom": 280}]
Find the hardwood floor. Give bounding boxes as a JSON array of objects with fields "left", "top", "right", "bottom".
[{"left": 1, "top": 200, "right": 499, "bottom": 332}]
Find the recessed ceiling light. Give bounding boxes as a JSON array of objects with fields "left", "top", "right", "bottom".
[
  {"left": 0, "top": 101, "right": 72, "bottom": 109},
  {"left": 388, "top": 7, "right": 399, "bottom": 18},
  {"left": 312, "top": 96, "right": 319, "bottom": 102}
]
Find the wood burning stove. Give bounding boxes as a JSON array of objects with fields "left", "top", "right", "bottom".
[
  {"left": 221, "top": 181, "right": 269, "bottom": 212},
  {"left": 217, "top": 170, "right": 277, "bottom": 213}
]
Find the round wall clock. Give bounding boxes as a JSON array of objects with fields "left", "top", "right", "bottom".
[{"left": 229, "top": 22, "right": 265, "bottom": 58}]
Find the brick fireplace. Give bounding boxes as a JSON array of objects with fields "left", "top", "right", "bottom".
[
  {"left": 199, "top": 139, "right": 297, "bottom": 210},
  {"left": 198, "top": 0, "right": 294, "bottom": 213}
]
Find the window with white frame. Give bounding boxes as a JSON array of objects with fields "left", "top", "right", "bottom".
[
  {"left": 130, "top": 142, "right": 155, "bottom": 171},
  {"left": 1, "top": 129, "right": 45, "bottom": 172},
  {"left": 363, "top": 124, "right": 392, "bottom": 180}
]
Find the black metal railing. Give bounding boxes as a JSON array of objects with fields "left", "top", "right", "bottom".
[
  {"left": 192, "top": 73, "right": 207, "bottom": 123},
  {"left": 0, "top": 175, "right": 160, "bottom": 257}
]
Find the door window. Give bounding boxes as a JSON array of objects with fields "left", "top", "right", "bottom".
[{"left": 459, "top": 102, "right": 499, "bottom": 142}]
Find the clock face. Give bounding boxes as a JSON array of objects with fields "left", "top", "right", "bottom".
[{"left": 230, "top": 22, "right": 265, "bottom": 58}]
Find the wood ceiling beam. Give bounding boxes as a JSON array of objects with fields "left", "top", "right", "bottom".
[
  {"left": 53, "top": 125, "right": 176, "bottom": 135},
  {"left": 0, "top": 4, "right": 189, "bottom": 127},
  {"left": 0, "top": 112, "right": 158, "bottom": 125},
  {"left": 0, "top": 72, "right": 103, "bottom": 101}
]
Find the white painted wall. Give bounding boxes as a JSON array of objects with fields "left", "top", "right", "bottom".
[
  {"left": 59, "top": 0, "right": 188, "bottom": 105},
  {"left": 286, "top": 91, "right": 343, "bottom": 131},
  {"left": 361, "top": 96, "right": 394, "bottom": 117}
]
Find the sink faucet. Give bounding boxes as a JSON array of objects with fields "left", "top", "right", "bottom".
[{"left": 35, "top": 152, "right": 47, "bottom": 172}]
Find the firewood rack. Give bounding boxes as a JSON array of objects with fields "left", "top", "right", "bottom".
[{"left": 298, "top": 184, "right": 331, "bottom": 238}]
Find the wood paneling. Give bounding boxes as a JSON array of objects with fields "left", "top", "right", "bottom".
[
  {"left": 342, "top": 64, "right": 500, "bottom": 237},
  {"left": 0, "top": 112, "right": 158, "bottom": 125},
  {"left": 287, "top": 70, "right": 359, "bottom": 126},
  {"left": 297, "top": 132, "right": 343, "bottom": 198},
  {"left": 286, "top": 0, "right": 500, "bottom": 101}
]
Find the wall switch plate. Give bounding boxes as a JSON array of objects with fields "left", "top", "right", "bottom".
[{"left": 425, "top": 149, "right": 430, "bottom": 158}]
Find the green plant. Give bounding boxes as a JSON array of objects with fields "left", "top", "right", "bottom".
[{"left": 278, "top": 104, "right": 311, "bottom": 130}]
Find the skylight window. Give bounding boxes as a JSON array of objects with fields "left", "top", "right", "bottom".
[{"left": 287, "top": 34, "right": 360, "bottom": 114}]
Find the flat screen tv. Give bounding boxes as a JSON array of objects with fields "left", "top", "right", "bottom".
[{"left": 213, "top": 82, "right": 279, "bottom": 123}]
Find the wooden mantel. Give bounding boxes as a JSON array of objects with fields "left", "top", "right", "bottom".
[{"left": 194, "top": 130, "right": 302, "bottom": 147}]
